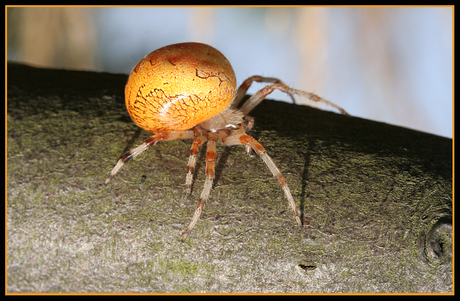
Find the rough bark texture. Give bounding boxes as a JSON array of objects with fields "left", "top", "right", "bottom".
[{"left": 7, "top": 62, "right": 452, "bottom": 293}]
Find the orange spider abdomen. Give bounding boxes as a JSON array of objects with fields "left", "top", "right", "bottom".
[{"left": 124, "top": 42, "right": 237, "bottom": 133}]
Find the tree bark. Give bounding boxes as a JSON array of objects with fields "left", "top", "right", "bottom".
[{"left": 7, "top": 62, "right": 452, "bottom": 293}]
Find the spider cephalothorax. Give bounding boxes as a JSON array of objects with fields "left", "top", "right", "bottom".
[{"left": 105, "top": 42, "right": 350, "bottom": 241}]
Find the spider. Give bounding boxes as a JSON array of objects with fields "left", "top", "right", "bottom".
[{"left": 105, "top": 42, "right": 350, "bottom": 241}]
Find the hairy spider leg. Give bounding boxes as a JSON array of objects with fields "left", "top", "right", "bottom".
[
  {"left": 223, "top": 132, "right": 302, "bottom": 227},
  {"left": 105, "top": 130, "right": 195, "bottom": 184},
  {"left": 232, "top": 75, "right": 297, "bottom": 108},
  {"left": 242, "top": 115, "right": 255, "bottom": 156},
  {"left": 239, "top": 83, "right": 351, "bottom": 116},
  {"left": 185, "top": 135, "right": 207, "bottom": 195},
  {"left": 182, "top": 134, "right": 218, "bottom": 241}
]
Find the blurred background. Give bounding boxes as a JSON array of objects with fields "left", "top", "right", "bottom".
[{"left": 7, "top": 6, "right": 453, "bottom": 138}]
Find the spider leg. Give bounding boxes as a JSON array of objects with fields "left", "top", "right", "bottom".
[
  {"left": 105, "top": 130, "right": 195, "bottom": 184},
  {"left": 238, "top": 115, "right": 255, "bottom": 156},
  {"left": 239, "top": 83, "right": 350, "bottom": 117},
  {"left": 223, "top": 132, "right": 302, "bottom": 227},
  {"left": 185, "top": 135, "right": 207, "bottom": 195},
  {"left": 182, "top": 134, "right": 218, "bottom": 241},
  {"left": 232, "top": 75, "right": 297, "bottom": 108}
]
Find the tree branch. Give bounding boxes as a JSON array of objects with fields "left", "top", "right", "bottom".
[{"left": 7, "top": 62, "right": 452, "bottom": 293}]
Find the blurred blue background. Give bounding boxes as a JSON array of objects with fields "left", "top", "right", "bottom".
[{"left": 7, "top": 6, "right": 453, "bottom": 138}]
